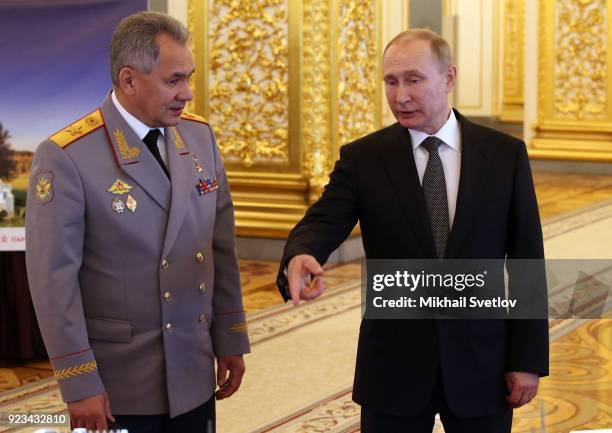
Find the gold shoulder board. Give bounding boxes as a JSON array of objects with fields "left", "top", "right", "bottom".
[
  {"left": 180, "top": 111, "right": 209, "bottom": 125},
  {"left": 49, "top": 109, "right": 104, "bottom": 148}
]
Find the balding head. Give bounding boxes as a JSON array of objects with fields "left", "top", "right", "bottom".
[{"left": 383, "top": 28, "right": 454, "bottom": 73}]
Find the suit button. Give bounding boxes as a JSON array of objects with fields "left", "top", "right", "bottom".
[
  {"left": 165, "top": 323, "right": 173, "bottom": 332},
  {"left": 196, "top": 252, "right": 204, "bottom": 263},
  {"left": 161, "top": 259, "right": 169, "bottom": 269},
  {"left": 199, "top": 283, "right": 206, "bottom": 293},
  {"left": 163, "top": 291, "right": 173, "bottom": 302},
  {"left": 199, "top": 314, "right": 206, "bottom": 324}
]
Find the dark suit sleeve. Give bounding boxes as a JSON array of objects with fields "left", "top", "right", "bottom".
[
  {"left": 505, "top": 141, "right": 549, "bottom": 376},
  {"left": 276, "top": 145, "right": 359, "bottom": 301}
]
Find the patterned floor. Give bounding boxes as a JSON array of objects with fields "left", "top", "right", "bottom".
[{"left": 0, "top": 170, "right": 611, "bottom": 432}]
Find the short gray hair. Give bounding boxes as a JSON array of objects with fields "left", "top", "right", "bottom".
[
  {"left": 110, "top": 11, "right": 189, "bottom": 87},
  {"left": 383, "top": 28, "right": 454, "bottom": 72}
]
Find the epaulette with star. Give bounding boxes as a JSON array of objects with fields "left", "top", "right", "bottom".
[
  {"left": 180, "top": 111, "right": 208, "bottom": 125},
  {"left": 49, "top": 109, "right": 104, "bottom": 148}
]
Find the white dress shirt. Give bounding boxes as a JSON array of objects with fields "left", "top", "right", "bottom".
[
  {"left": 111, "top": 91, "right": 169, "bottom": 167},
  {"left": 408, "top": 108, "right": 461, "bottom": 228}
]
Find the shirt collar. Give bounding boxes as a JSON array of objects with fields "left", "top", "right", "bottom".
[
  {"left": 408, "top": 108, "right": 460, "bottom": 152},
  {"left": 111, "top": 91, "right": 164, "bottom": 141}
]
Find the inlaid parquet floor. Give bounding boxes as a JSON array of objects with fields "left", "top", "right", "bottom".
[{"left": 1, "top": 170, "right": 611, "bottom": 432}]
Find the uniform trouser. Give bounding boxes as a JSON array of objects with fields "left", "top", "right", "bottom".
[
  {"left": 360, "top": 373, "right": 513, "bottom": 433},
  {"left": 112, "top": 393, "right": 215, "bottom": 433}
]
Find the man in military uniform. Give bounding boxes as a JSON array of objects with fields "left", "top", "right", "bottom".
[{"left": 25, "top": 11, "right": 249, "bottom": 432}]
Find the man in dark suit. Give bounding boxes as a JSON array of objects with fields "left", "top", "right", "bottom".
[{"left": 277, "top": 29, "right": 548, "bottom": 432}]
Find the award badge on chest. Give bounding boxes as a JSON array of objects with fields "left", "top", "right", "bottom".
[{"left": 193, "top": 155, "right": 219, "bottom": 195}]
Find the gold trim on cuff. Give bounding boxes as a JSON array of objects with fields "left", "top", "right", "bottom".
[
  {"left": 54, "top": 360, "right": 98, "bottom": 381},
  {"left": 230, "top": 322, "right": 248, "bottom": 334}
]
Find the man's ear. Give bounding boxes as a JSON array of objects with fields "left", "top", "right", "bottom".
[
  {"left": 117, "top": 67, "right": 137, "bottom": 96},
  {"left": 446, "top": 64, "right": 457, "bottom": 92}
]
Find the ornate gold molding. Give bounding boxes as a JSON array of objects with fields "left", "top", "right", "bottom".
[
  {"left": 185, "top": 0, "right": 196, "bottom": 114},
  {"left": 207, "top": 0, "right": 290, "bottom": 167},
  {"left": 500, "top": 0, "right": 524, "bottom": 122},
  {"left": 188, "top": 0, "right": 382, "bottom": 237},
  {"left": 550, "top": 0, "right": 606, "bottom": 120},
  {"left": 532, "top": 0, "right": 612, "bottom": 161},
  {"left": 302, "top": 0, "right": 332, "bottom": 202},
  {"left": 335, "top": 0, "right": 381, "bottom": 152}
]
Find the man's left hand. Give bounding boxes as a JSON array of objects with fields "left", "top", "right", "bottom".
[
  {"left": 215, "top": 355, "right": 245, "bottom": 400},
  {"left": 505, "top": 371, "right": 539, "bottom": 408}
]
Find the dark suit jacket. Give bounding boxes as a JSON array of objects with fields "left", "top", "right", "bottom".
[{"left": 277, "top": 109, "right": 549, "bottom": 417}]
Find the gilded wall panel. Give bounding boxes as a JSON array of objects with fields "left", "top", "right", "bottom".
[
  {"left": 336, "top": 0, "right": 380, "bottom": 149},
  {"left": 188, "top": 0, "right": 382, "bottom": 235},
  {"left": 502, "top": 0, "right": 524, "bottom": 104},
  {"left": 207, "top": 0, "right": 290, "bottom": 166},
  {"left": 302, "top": 0, "right": 332, "bottom": 199},
  {"left": 553, "top": 0, "right": 607, "bottom": 120},
  {"left": 185, "top": 0, "right": 197, "bottom": 114},
  {"left": 532, "top": 0, "right": 612, "bottom": 162}
]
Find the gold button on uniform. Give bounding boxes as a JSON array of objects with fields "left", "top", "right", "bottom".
[
  {"left": 163, "top": 291, "right": 173, "bottom": 302},
  {"left": 199, "top": 283, "right": 206, "bottom": 293},
  {"left": 161, "top": 259, "right": 169, "bottom": 269},
  {"left": 165, "top": 323, "right": 173, "bottom": 332},
  {"left": 196, "top": 252, "right": 204, "bottom": 263},
  {"left": 199, "top": 314, "right": 206, "bottom": 324}
]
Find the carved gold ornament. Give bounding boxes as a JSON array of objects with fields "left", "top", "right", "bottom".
[
  {"left": 208, "top": 0, "right": 289, "bottom": 166},
  {"left": 114, "top": 129, "right": 141, "bottom": 160},
  {"left": 302, "top": 0, "right": 332, "bottom": 198},
  {"left": 503, "top": 0, "right": 524, "bottom": 101},
  {"left": 337, "top": 0, "right": 378, "bottom": 145},
  {"left": 553, "top": 0, "right": 607, "bottom": 119}
]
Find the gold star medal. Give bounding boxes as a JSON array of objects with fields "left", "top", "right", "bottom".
[
  {"left": 192, "top": 155, "right": 204, "bottom": 173},
  {"left": 126, "top": 195, "right": 137, "bottom": 212},
  {"left": 107, "top": 179, "right": 134, "bottom": 195}
]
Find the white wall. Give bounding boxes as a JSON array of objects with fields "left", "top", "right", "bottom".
[
  {"left": 452, "top": 0, "right": 500, "bottom": 117},
  {"left": 167, "top": 0, "right": 188, "bottom": 25}
]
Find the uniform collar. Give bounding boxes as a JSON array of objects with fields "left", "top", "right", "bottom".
[{"left": 111, "top": 90, "right": 164, "bottom": 141}]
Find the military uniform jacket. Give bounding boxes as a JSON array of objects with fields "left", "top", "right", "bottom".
[{"left": 25, "top": 94, "right": 250, "bottom": 417}]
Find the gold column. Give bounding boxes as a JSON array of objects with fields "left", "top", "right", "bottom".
[
  {"left": 500, "top": 0, "right": 524, "bottom": 122},
  {"left": 189, "top": 0, "right": 381, "bottom": 237},
  {"left": 531, "top": 0, "right": 612, "bottom": 161},
  {"left": 302, "top": 0, "right": 332, "bottom": 203}
]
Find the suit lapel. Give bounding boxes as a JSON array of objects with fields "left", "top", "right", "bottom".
[
  {"left": 380, "top": 124, "right": 436, "bottom": 257},
  {"left": 100, "top": 95, "right": 171, "bottom": 212},
  {"left": 161, "top": 125, "right": 194, "bottom": 258},
  {"left": 446, "top": 110, "right": 490, "bottom": 258}
]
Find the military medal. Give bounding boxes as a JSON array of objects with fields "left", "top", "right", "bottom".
[
  {"left": 126, "top": 195, "right": 137, "bottom": 212},
  {"left": 107, "top": 179, "right": 134, "bottom": 195},
  {"left": 192, "top": 155, "right": 204, "bottom": 173},
  {"left": 196, "top": 177, "right": 219, "bottom": 195},
  {"left": 192, "top": 155, "right": 218, "bottom": 195},
  {"left": 112, "top": 199, "right": 125, "bottom": 214}
]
